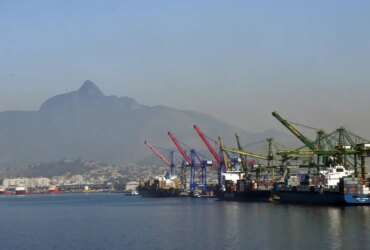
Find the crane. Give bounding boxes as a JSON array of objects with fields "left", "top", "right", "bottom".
[
  {"left": 218, "top": 136, "right": 232, "bottom": 171},
  {"left": 168, "top": 132, "right": 192, "bottom": 165},
  {"left": 193, "top": 125, "right": 221, "bottom": 164},
  {"left": 220, "top": 145, "right": 269, "bottom": 161},
  {"left": 235, "top": 133, "right": 248, "bottom": 172},
  {"left": 144, "top": 140, "right": 176, "bottom": 177},
  {"left": 189, "top": 149, "right": 212, "bottom": 193},
  {"left": 144, "top": 141, "right": 171, "bottom": 167},
  {"left": 272, "top": 111, "right": 316, "bottom": 151},
  {"left": 273, "top": 112, "right": 370, "bottom": 179},
  {"left": 193, "top": 125, "right": 226, "bottom": 186},
  {"left": 220, "top": 137, "right": 277, "bottom": 178},
  {"left": 168, "top": 131, "right": 202, "bottom": 192}
]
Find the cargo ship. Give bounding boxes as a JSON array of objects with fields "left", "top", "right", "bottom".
[
  {"left": 219, "top": 190, "right": 271, "bottom": 202},
  {"left": 217, "top": 171, "right": 273, "bottom": 202},
  {"left": 272, "top": 166, "right": 370, "bottom": 206},
  {"left": 218, "top": 180, "right": 272, "bottom": 202},
  {"left": 138, "top": 175, "right": 182, "bottom": 198}
]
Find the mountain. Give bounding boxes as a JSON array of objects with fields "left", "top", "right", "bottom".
[{"left": 0, "top": 80, "right": 296, "bottom": 170}]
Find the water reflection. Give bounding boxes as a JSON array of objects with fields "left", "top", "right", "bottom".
[{"left": 0, "top": 195, "right": 369, "bottom": 250}]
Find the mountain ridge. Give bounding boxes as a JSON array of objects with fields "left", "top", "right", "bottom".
[{"left": 0, "top": 80, "right": 296, "bottom": 171}]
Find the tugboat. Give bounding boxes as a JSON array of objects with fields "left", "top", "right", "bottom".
[
  {"left": 48, "top": 185, "right": 63, "bottom": 194},
  {"left": 15, "top": 186, "right": 27, "bottom": 195}
]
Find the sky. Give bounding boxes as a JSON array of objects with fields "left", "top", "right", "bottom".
[{"left": 1, "top": 0, "right": 370, "bottom": 136}]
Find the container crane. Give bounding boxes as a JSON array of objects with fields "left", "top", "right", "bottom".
[
  {"left": 272, "top": 112, "right": 370, "bottom": 179},
  {"left": 189, "top": 149, "right": 212, "bottom": 193},
  {"left": 193, "top": 125, "right": 227, "bottom": 187},
  {"left": 168, "top": 131, "right": 200, "bottom": 192},
  {"left": 220, "top": 137, "right": 277, "bottom": 179}
]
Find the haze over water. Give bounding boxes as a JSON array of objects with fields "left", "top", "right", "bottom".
[{"left": 0, "top": 194, "right": 369, "bottom": 250}]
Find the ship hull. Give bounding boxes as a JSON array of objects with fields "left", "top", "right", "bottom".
[
  {"left": 138, "top": 188, "right": 180, "bottom": 198},
  {"left": 218, "top": 190, "right": 271, "bottom": 202},
  {"left": 273, "top": 190, "right": 370, "bottom": 206}
]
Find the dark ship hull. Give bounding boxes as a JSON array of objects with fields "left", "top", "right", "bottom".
[
  {"left": 218, "top": 190, "right": 271, "bottom": 202},
  {"left": 273, "top": 190, "right": 370, "bottom": 206},
  {"left": 138, "top": 187, "right": 180, "bottom": 198}
]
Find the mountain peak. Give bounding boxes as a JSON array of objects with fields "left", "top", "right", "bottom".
[{"left": 78, "top": 80, "right": 104, "bottom": 97}]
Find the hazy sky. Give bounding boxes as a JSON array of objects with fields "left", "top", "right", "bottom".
[{"left": 1, "top": 1, "right": 370, "bottom": 136}]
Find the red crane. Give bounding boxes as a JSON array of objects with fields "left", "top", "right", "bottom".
[
  {"left": 193, "top": 125, "right": 221, "bottom": 164},
  {"left": 167, "top": 131, "right": 192, "bottom": 165},
  {"left": 144, "top": 140, "right": 171, "bottom": 167}
]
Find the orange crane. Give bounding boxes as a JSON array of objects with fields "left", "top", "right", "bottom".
[
  {"left": 167, "top": 132, "right": 192, "bottom": 165},
  {"left": 168, "top": 131, "right": 199, "bottom": 191},
  {"left": 193, "top": 125, "right": 221, "bottom": 164},
  {"left": 144, "top": 140, "right": 171, "bottom": 167}
]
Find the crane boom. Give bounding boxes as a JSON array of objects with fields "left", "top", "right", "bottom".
[
  {"left": 218, "top": 136, "right": 231, "bottom": 171},
  {"left": 272, "top": 111, "right": 316, "bottom": 151},
  {"left": 235, "top": 133, "right": 247, "bottom": 170},
  {"left": 167, "top": 131, "right": 192, "bottom": 165},
  {"left": 193, "top": 125, "right": 221, "bottom": 163},
  {"left": 144, "top": 141, "right": 171, "bottom": 167},
  {"left": 221, "top": 145, "right": 269, "bottom": 161}
]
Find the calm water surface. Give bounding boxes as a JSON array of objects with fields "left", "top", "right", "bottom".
[{"left": 0, "top": 194, "right": 369, "bottom": 250}]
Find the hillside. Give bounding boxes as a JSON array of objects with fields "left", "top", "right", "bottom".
[{"left": 0, "top": 80, "right": 296, "bottom": 171}]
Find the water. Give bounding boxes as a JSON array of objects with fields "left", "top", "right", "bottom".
[{"left": 0, "top": 194, "right": 369, "bottom": 250}]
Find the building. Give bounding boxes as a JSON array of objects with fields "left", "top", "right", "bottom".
[{"left": 125, "top": 181, "right": 139, "bottom": 191}]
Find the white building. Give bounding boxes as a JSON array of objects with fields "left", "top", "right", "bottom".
[
  {"left": 2, "top": 177, "right": 50, "bottom": 189},
  {"left": 125, "top": 181, "right": 139, "bottom": 191}
]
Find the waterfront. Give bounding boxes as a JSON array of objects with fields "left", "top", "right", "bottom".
[{"left": 0, "top": 194, "right": 369, "bottom": 250}]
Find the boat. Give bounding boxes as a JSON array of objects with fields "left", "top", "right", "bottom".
[
  {"left": 272, "top": 188, "right": 370, "bottom": 205},
  {"left": 217, "top": 170, "right": 273, "bottom": 202},
  {"left": 15, "top": 186, "right": 27, "bottom": 195},
  {"left": 272, "top": 166, "right": 370, "bottom": 206},
  {"left": 138, "top": 175, "right": 182, "bottom": 198},
  {"left": 139, "top": 187, "right": 180, "bottom": 197},
  {"left": 125, "top": 190, "right": 140, "bottom": 196},
  {"left": 218, "top": 178, "right": 272, "bottom": 202},
  {"left": 48, "top": 185, "right": 63, "bottom": 194}
]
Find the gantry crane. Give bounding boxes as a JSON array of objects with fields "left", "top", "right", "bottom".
[
  {"left": 193, "top": 125, "right": 226, "bottom": 186},
  {"left": 167, "top": 132, "right": 192, "bottom": 190},
  {"left": 189, "top": 149, "right": 212, "bottom": 193},
  {"left": 272, "top": 111, "right": 370, "bottom": 179},
  {"left": 220, "top": 137, "right": 275, "bottom": 179},
  {"left": 168, "top": 131, "right": 209, "bottom": 192}
]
